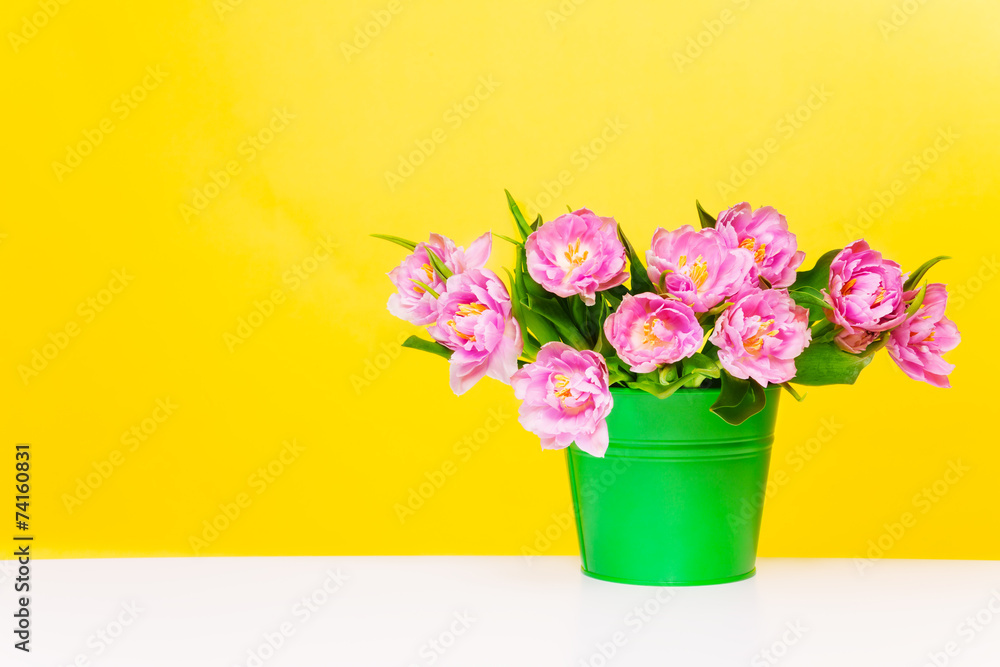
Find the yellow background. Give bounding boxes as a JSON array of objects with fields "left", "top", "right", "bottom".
[{"left": 2, "top": 1, "right": 998, "bottom": 560}]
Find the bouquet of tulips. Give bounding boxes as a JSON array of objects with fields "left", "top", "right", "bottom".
[{"left": 375, "top": 193, "right": 960, "bottom": 457}]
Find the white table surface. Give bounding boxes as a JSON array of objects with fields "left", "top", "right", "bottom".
[{"left": 3, "top": 556, "right": 1000, "bottom": 666}]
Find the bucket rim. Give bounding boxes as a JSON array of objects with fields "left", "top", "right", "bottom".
[{"left": 609, "top": 384, "right": 781, "bottom": 395}]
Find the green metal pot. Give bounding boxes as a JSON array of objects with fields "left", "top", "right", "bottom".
[{"left": 566, "top": 385, "right": 780, "bottom": 586}]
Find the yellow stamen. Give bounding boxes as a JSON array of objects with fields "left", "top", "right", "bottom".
[
  {"left": 564, "top": 239, "right": 589, "bottom": 267},
  {"left": 642, "top": 320, "right": 661, "bottom": 346},
  {"left": 447, "top": 319, "right": 475, "bottom": 342},
  {"left": 744, "top": 320, "right": 777, "bottom": 354},
  {"left": 446, "top": 302, "right": 486, "bottom": 342},
  {"left": 422, "top": 263, "right": 434, "bottom": 281},
  {"left": 739, "top": 237, "right": 767, "bottom": 264},
  {"left": 686, "top": 255, "right": 709, "bottom": 289},
  {"left": 553, "top": 374, "right": 573, "bottom": 402},
  {"left": 873, "top": 288, "right": 886, "bottom": 305},
  {"left": 842, "top": 278, "right": 857, "bottom": 295},
  {"left": 457, "top": 302, "right": 487, "bottom": 317}
]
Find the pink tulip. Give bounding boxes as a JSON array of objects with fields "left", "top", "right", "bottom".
[
  {"left": 709, "top": 289, "right": 811, "bottom": 386},
  {"left": 525, "top": 209, "right": 628, "bottom": 306},
  {"left": 887, "top": 283, "right": 960, "bottom": 388},
  {"left": 824, "top": 240, "right": 907, "bottom": 352},
  {"left": 646, "top": 225, "right": 754, "bottom": 312},
  {"left": 429, "top": 268, "right": 523, "bottom": 395},
  {"left": 603, "top": 293, "right": 703, "bottom": 373},
  {"left": 387, "top": 232, "right": 492, "bottom": 325},
  {"left": 715, "top": 202, "right": 805, "bottom": 288},
  {"left": 511, "top": 342, "right": 613, "bottom": 457}
]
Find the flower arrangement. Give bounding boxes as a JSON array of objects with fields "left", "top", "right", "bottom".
[{"left": 375, "top": 193, "right": 960, "bottom": 457}]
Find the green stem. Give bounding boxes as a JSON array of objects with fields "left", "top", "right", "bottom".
[
  {"left": 556, "top": 321, "right": 589, "bottom": 350},
  {"left": 555, "top": 296, "right": 592, "bottom": 349},
  {"left": 865, "top": 334, "right": 889, "bottom": 355},
  {"left": 811, "top": 320, "right": 835, "bottom": 338}
]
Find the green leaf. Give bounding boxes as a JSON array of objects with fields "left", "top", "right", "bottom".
[
  {"left": 526, "top": 311, "right": 562, "bottom": 346},
  {"left": 604, "top": 354, "right": 634, "bottom": 383},
  {"left": 512, "top": 260, "right": 559, "bottom": 345},
  {"left": 494, "top": 233, "right": 522, "bottom": 246},
  {"left": 702, "top": 301, "right": 734, "bottom": 318},
  {"left": 792, "top": 341, "right": 874, "bottom": 386},
  {"left": 516, "top": 245, "right": 553, "bottom": 301},
  {"left": 402, "top": 336, "right": 452, "bottom": 360},
  {"left": 690, "top": 376, "right": 714, "bottom": 389},
  {"left": 789, "top": 285, "right": 830, "bottom": 323},
  {"left": 532, "top": 214, "right": 543, "bottom": 231},
  {"left": 409, "top": 279, "right": 440, "bottom": 298},
  {"left": 658, "top": 364, "right": 679, "bottom": 384},
  {"left": 503, "top": 268, "right": 539, "bottom": 352},
  {"left": 511, "top": 251, "right": 551, "bottom": 349},
  {"left": 630, "top": 358, "right": 721, "bottom": 398},
  {"left": 811, "top": 327, "right": 839, "bottom": 345},
  {"left": 513, "top": 247, "right": 529, "bottom": 296},
  {"left": 780, "top": 382, "right": 806, "bottom": 402},
  {"left": 628, "top": 379, "right": 683, "bottom": 399},
  {"left": 696, "top": 200, "right": 716, "bottom": 229},
  {"left": 904, "top": 256, "right": 949, "bottom": 292},
  {"left": 525, "top": 298, "right": 588, "bottom": 348},
  {"left": 607, "top": 284, "right": 628, "bottom": 298},
  {"left": 905, "top": 282, "right": 928, "bottom": 317},
  {"left": 790, "top": 285, "right": 827, "bottom": 304},
  {"left": 585, "top": 298, "right": 601, "bottom": 344},
  {"left": 592, "top": 318, "right": 609, "bottom": 355},
  {"left": 424, "top": 246, "right": 453, "bottom": 280},
  {"left": 570, "top": 294, "right": 588, "bottom": 328},
  {"left": 628, "top": 373, "right": 696, "bottom": 399},
  {"left": 682, "top": 352, "right": 721, "bottom": 379},
  {"left": 371, "top": 233, "right": 418, "bottom": 251},
  {"left": 617, "top": 224, "right": 655, "bottom": 294},
  {"left": 865, "top": 333, "right": 889, "bottom": 355},
  {"left": 712, "top": 371, "right": 749, "bottom": 407},
  {"left": 502, "top": 266, "right": 519, "bottom": 298},
  {"left": 505, "top": 190, "right": 533, "bottom": 240},
  {"left": 710, "top": 372, "right": 767, "bottom": 425},
  {"left": 519, "top": 299, "right": 564, "bottom": 346},
  {"left": 608, "top": 367, "right": 633, "bottom": 385},
  {"left": 810, "top": 319, "right": 835, "bottom": 338},
  {"left": 791, "top": 248, "right": 841, "bottom": 293},
  {"left": 603, "top": 290, "right": 623, "bottom": 309}
]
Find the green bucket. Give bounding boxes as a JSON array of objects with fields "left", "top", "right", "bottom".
[{"left": 565, "top": 385, "right": 780, "bottom": 586}]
